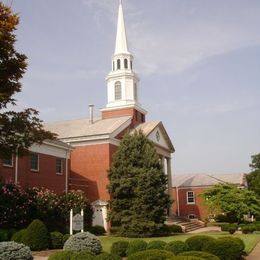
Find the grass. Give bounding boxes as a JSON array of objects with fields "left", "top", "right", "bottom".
[{"left": 99, "top": 232, "right": 260, "bottom": 254}]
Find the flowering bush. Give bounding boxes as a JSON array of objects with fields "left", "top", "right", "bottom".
[{"left": 0, "top": 183, "right": 32, "bottom": 228}]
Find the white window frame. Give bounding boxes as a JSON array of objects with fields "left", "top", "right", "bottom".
[
  {"left": 30, "top": 153, "right": 39, "bottom": 172},
  {"left": 56, "top": 158, "right": 64, "bottom": 175},
  {"left": 186, "top": 191, "right": 195, "bottom": 205},
  {"left": 3, "top": 155, "right": 13, "bottom": 167}
]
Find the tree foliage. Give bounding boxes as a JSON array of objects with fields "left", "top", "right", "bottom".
[
  {"left": 107, "top": 131, "right": 171, "bottom": 237},
  {"left": 203, "top": 184, "right": 260, "bottom": 221},
  {"left": 0, "top": 3, "right": 55, "bottom": 158},
  {"left": 247, "top": 153, "right": 260, "bottom": 197}
]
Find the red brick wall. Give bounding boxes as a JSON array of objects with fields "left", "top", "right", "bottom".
[
  {"left": 0, "top": 155, "right": 67, "bottom": 194},
  {"left": 69, "top": 143, "right": 118, "bottom": 202},
  {"left": 102, "top": 108, "right": 145, "bottom": 127},
  {"left": 172, "top": 187, "right": 209, "bottom": 220}
]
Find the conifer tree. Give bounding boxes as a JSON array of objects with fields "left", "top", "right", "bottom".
[
  {"left": 108, "top": 130, "right": 171, "bottom": 237},
  {"left": 0, "top": 3, "right": 55, "bottom": 158}
]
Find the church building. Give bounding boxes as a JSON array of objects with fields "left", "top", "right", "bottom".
[{"left": 45, "top": 1, "right": 175, "bottom": 230}]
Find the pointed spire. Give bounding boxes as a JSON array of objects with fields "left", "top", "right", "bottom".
[{"left": 115, "top": 0, "right": 129, "bottom": 54}]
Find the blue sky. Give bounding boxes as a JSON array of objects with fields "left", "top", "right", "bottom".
[{"left": 8, "top": 0, "right": 260, "bottom": 174}]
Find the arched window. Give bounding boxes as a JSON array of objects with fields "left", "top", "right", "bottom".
[
  {"left": 130, "top": 60, "right": 133, "bottom": 69},
  {"left": 124, "top": 58, "right": 128, "bottom": 69},
  {"left": 115, "top": 81, "right": 122, "bottom": 100},
  {"left": 117, "top": 59, "right": 121, "bottom": 70},
  {"left": 112, "top": 61, "right": 115, "bottom": 71}
]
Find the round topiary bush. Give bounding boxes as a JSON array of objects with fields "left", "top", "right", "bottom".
[
  {"left": 70, "top": 250, "right": 96, "bottom": 260},
  {"left": 50, "top": 232, "right": 63, "bottom": 249},
  {"left": 127, "top": 249, "right": 174, "bottom": 260},
  {"left": 178, "top": 251, "right": 220, "bottom": 260},
  {"left": 168, "top": 256, "right": 205, "bottom": 260},
  {"left": 147, "top": 240, "right": 167, "bottom": 250},
  {"left": 0, "top": 241, "right": 32, "bottom": 260},
  {"left": 165, "top": 241, "right": 190, "bottom": 255},
  {"left": 95, "top": 252, "right": 121, "bottom": 260},
  {"left": 22, "top": 219, "right": 49, "bottom": 251},
  {"left": 185, "top": 235, "right": 216, "bottom": 251},
  {"left": 48, "top": 251, "right": 75, "bottom": 260},
  {"left": 87, "top": 225, "right": 106, "bottom": 236},
  {"left": 11, "top": 229, "right": 27, "bottom": 243},
  {"left": 202, "top": 237, "right": 243, "bottom": 260},
  {"left": 126, "top": 240, "right": 147, "bottom": 256},
  {"left": 63, "top": 232, "right": 102, "bottom": 254},
  {"left": 110, "top": 240, "right": 129, "bottom": 257}
]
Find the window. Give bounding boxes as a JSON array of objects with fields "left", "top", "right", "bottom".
[
  {"left": 134, "top": 83, "right": 138, "bottom": 100},
  {"left": 56, "top": 158, "right": 64, "bottom": 175},
  {"left": 187, "top": 191, "right": 195, "bottom": 204},
  {"left": 112, "top": 61, "right": 115, "bottom": 71},
  {"left": 130, "top": 60, "right": 133, "bottom": 69},
  {"left": 117, "top": 59, "right": 121, "bottom": 70},
  {"left": 115, "top": 81, "right": 122, "bottom": 100},
  {"left": 3, "top": 155, "right": 13, "bottom": 167},
  {"left": 30, "top": 153, "right": 39, "bottom": 171},
  {"left": 124, "top": 58, "right": 128, "bottom": 69}
]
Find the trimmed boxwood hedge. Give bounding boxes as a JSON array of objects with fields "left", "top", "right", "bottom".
[
  {"left": 87, "top": 225, "right": 106, "bottom": 236},
  {"left": 165, "top": 241, "right": 189, "bottom": 255},
  {"left": 22, "top": 219, "right": 49, "bottom": 251},
  {"left": 178, "top": 251, "right": 220, "bottom": 260},
  {"left": 127, "top": 249, "right": 174, "bottom": 260},
  {"left": 110, "top": 240, "right": 129, "bottom": 257},
  {"left": 48, "top": 251, "right": 75, "bottom": 260},
  {"left": 95, "top": 252, "right": 121, "bottom": 260},
  {"left": 50, "top": 232, "right": 63, "bottom": 249},
  {"left": 126, "top": 240, "right": 147, "bottom": 256},
  {"left": 70, "top": 251, "right": 96, "bottom": 260},
  {"left": 185, "top": 235, "right": 216, "bottom": 251},
  {"left": 202, "top": 237, "right": 244, "bottom": 260},
  {"left": 147, "top": 240, "right": 167, "bottom": 250}
]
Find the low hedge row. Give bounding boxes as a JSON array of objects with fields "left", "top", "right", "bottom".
[
  {"left": 220, "top": 223, "right": 260, "bottom": 234},
  {"left": 110, "top": 235, "right": 245, "bottom": 260}
]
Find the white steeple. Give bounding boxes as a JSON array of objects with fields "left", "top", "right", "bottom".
[
  {"left": 115, "top": 0, "right": 129, "bottom": 54},
  {"left": 102, "top": 0, "right": 146, "bottom": 116}
]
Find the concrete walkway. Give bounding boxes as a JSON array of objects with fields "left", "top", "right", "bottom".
[
  {"left": 33, "top": 257, "right": 48, "bottom": 260},
  {"left": 247, "top": 240, "right": 260, "bottom": 260},
  {"left": 188, "top": 226, "right": 221, "bottom": 233}
]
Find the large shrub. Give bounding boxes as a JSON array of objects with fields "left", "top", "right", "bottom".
[
  {"left": 63, "top": 232, "right": 102, "bottom": 254},
  {"left": 147, "top": 240, "right": 167, "bottom": 250},
  {"left": 168, "top": 257, "right": 205, "bottom": 260},
  {"left": 165, "top": 241, "right": 190, "bottom": 255},
  {"left": 127, "top": 249, "right": 174, "bottom": 260},
  {"left": 50, "top": 232, "right": 63, "bottom": 249},
  {"left": 22, "top": 219, "right": 49, "bottom": 251},
  {"left": 241, "top": 224, "right": 257, "bottom": 234},
  {"left": 126, "top": 240, "right": 147, "bottom": 256},
  {"left": 111, "top": 240, "right": 129, "bottom": 257},
  {"left": 63, "top": 234, "right": 70, "bottom": 244},
  {"left": 48, "top": 251, "right": 75, "bottom": 260},
  {"left": 95, "top": 252, "right": 121, "bottom": 260},
  {"left": 202, "top": 237, "right": 244, "bottom": 260},
  {"left": 0, "top": 229, "right": 9, "bottom": 242},
  {"left": 167, "top": 224, "right": 183, "bottom": 233},
  {"left": 179, "top": 251, "right": 220, "bottom": 260},
  {"left": 11, "top": 229, "right": 27, "bottom": 243},
  {"left": 185, "top": 235, "right": 216, "bottom": 251},
  {"left": 0, "top": 241, "right": 32, "bottom": 260}
]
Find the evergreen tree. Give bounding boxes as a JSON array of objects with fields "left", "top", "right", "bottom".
[
  {"left": 108, "top": 130, "right": 171, "bottom": 237},
  {"left": 247, "top": 153, "right": 260, "bottom": 197},
  {"left": 0, "top": 3, "right": 55, "bottom": 158}
]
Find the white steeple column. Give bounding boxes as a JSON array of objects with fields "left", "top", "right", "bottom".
[{"left": 103, "top": 0, "right": 146, "bottom": 115}]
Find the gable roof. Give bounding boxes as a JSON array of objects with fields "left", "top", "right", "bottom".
[
  {"left": 172, "top": 173, "right": 247, "bottom": 188},
  {"left": 44, "top": 116, "right": 132, "bottom": 139},
  {"left": 134, "top": 121, "right": 175, "bottom": 153}
]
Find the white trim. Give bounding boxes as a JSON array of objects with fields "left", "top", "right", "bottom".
[
  {"left": 63, "top": 138, "right": 120, "bottom": 147},
  {"left": 101, "top": 103, "right": 147, "bottom": 115},
  {"left": 186, "top": 191, "right": 195, "bottom": 205}
]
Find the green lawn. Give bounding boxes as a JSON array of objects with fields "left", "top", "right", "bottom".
[{"left": 99, "top": 232, "right": 260, "bottom": 254}]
